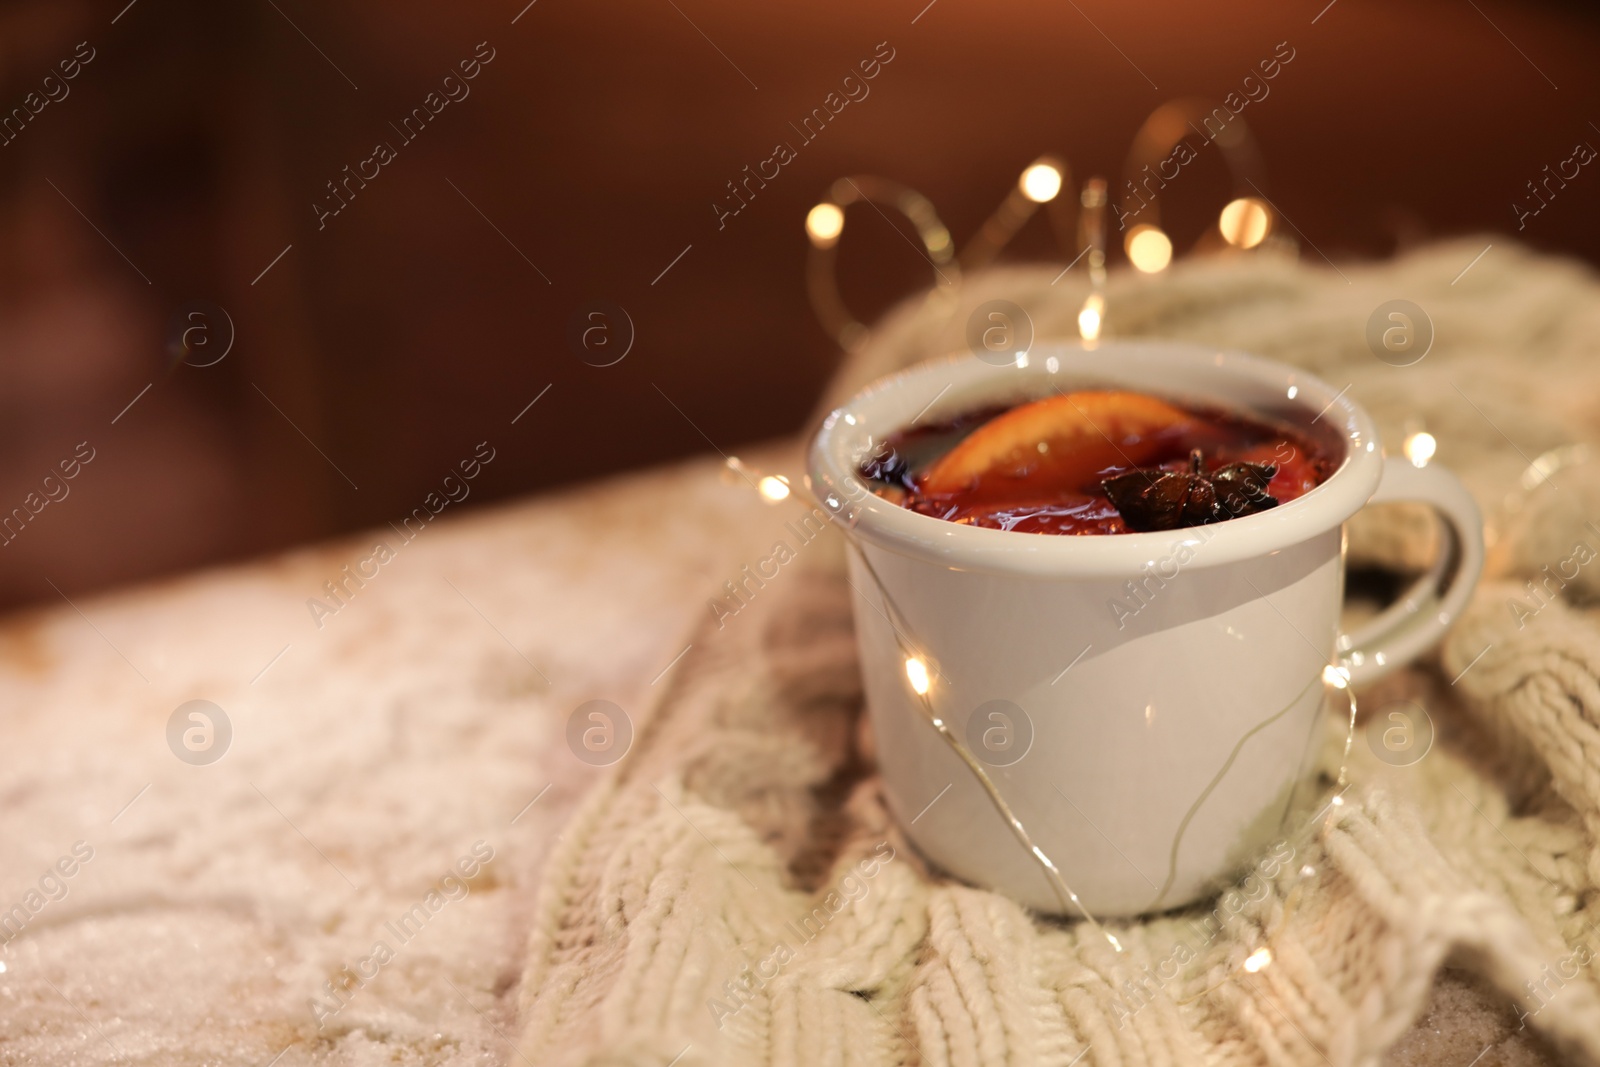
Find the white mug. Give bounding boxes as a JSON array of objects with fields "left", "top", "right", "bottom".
[{"left": 807, "top": 340, "right": 1483, "bottom": 917}]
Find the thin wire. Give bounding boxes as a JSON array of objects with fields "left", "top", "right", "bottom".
[
  {"left": 1331, "top": 676, "right": 1358, "bottom": 790},
  {"left": 845, "top": 541, "right": 1124, "bottom": 952},
  {"left": 838, "top": 519, "right": 1363, "bottom": 960},
  {"left": 1177, "top": 676, "right": 1357, "bottom": 1014}
]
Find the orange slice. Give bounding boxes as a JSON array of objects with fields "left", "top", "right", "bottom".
[{"left": 920, "top": 390, "right": 1198, "bottom": 498}]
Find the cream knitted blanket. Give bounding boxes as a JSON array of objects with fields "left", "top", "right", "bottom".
[{"left": 517, "top": 241, "right": 1600, "bottom": 1066}]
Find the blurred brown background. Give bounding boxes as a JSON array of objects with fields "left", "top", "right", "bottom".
[{"left": 2, "top": 0, "right": 1597, "bottom": 610}]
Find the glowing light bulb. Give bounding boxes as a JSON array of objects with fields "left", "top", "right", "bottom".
[
  {"left": 1322, "top": 664, "right": 1350, "bottom": 690},
  {"left": 1404, "top": 431, "right": 1436, "bottom": 468},
  {"left": 904, "top": 656, "right": 931, "bottom": 695},
  {"left": 1331, "top": 794, "right": 1345, "bottom": 807},
  {"left": 1078, "top": 292, "right": 1104, "bottom": 342},
  {"left": 1242, "top": 947, "right": 1273, "bottom": 973},
  {"left": 1219, "top": 197, "right": 1271, "bottom": 249},
  {"left": 758, "top": 474, "right": 791, "bottom": 502},
  {"left": 1019, "top": 162, "right": 1063, "bottom": 204},
  {"left": 1126, "top": 225, "right": 1172, "bottom": 273},
  {"left": 806, "top": 203, "right": 845, "bottom": 248}
]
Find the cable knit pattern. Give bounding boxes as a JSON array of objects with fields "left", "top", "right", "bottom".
[{"left": 519, "top": 242, "right": 1600, "bottom": 1066}]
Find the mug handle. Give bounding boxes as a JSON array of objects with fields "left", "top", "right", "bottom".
[{"left": 1335, "top": 456, "right": 1485, "bottom": 687}]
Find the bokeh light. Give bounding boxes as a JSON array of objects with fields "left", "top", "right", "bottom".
[
  {"left": 806, "top": 203, "right": 845, "bottom": 247},
  {"left": 1019, "top": 162, "right": 1063, "bottom": 204},
  {"left": 1077, "top": 292, "right": 1104, "bottom": 341},
  {"left": 1404, "top": 431, "right": 1437, "bottom": 468},
  {"left": 905, "top": 656, "right": 931, "bottom": 695},
  {"left": 1126, "top": 225, "right": 1173, "bottom": 273},
  {"left": 758, "top": 474, "right": 791, "bottom": 501},
  {"left": 1219, "top": 197, "right": 1271, "bottom": 249}
]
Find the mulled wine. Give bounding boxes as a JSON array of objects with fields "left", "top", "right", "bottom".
[{"left": 859, "top": 390, "right": 1336, "bottom": 535}]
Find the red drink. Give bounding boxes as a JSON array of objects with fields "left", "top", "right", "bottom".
[{"left": 858, "top": 390, "right": 1336, "bottom": 535}]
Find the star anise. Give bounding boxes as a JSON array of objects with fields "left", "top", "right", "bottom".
[{"left": 1101, "top": 450, "right": 1279, "bottom": 532}]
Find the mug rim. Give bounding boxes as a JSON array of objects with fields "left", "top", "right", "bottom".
[{"left": 806, "top": 339, "right": 1385, "bottom": 578}]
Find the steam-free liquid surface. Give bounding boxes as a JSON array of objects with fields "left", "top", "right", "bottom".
[{"left": 859, "top": 391, "right": 1334, "bottom": 535}]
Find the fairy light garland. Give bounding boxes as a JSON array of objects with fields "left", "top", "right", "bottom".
[
  {"left": 804, "top": 176, "right": 959, "bottom": 353},
  {"left": 963, "top": 154, "right": 1071, "bottom": 272},
  {"left": 804, "top": 100, "right": 1294, "bottom": 352},
  {"left": 1117, "top": 99, "right": 1281, "bottom": 267}
]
